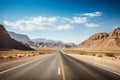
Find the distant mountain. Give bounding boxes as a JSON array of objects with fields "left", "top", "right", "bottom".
[
  {"left": 31, "top": 38, "right": 76, "bottom": 48},
  {"left": 9, "top": 31, "right": 76, "bottom": 49},
  {"left": 32, "top": 38, "right": 64, "bottom": 44},
  {"left": 0, "top": 24, "right": 33, "bottom": 50},
  {"left": 9, "top": 31, "right": 31, "bottom": 42},
  {"left": 77, "top": 27, "right": 120, "bottom": 51}
]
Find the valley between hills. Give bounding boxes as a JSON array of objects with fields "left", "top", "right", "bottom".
[{"left": 0, "top": 24, "right": 120, "bottom": 80}]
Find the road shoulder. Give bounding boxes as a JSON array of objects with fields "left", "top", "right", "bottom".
[{"left": 66, "top": 54, "right": 120, "bottom": 74}]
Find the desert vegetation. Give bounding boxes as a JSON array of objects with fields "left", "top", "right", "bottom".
[
  {"left": 63, "top": 49, "right": 120, "bottom": 59},
  {"left": 0, "top": 49, "right": 56, "bottom": 59}
]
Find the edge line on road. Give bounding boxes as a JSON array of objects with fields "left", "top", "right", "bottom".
[
  {"left": 60, "top": 56, "right": 66, "bottom": 80},
  {"left": 0, "top": 54, "right": 53, "bottom": 75}
]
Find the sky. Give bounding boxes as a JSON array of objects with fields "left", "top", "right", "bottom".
[{"left": 0, "top": 0, "right": 120, "bottom": 44}]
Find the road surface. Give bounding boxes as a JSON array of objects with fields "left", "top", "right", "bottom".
[{"left": 0, "top": 51, "right": 120, "bottom": 80}]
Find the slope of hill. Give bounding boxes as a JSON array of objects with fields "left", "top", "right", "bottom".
[
  {"left": 78, "top": 27, "right": 120, "bottom": 51},
  {"left": 0, "top": 24, "right": 33, "bottom": 50},
  {"left": 9, "top": 31, "right": 31, "bottom": 42}
]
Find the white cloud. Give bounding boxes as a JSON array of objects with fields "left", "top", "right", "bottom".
[
  {"left": 85, "top": 23, "right": 99, "bottom": 28},
  {"left": 3, "top": 13, "right": 101, "bottom": 31},
  {"left": 32, "top": 16, "right": 58, "bottom": 23},
  {"left": 72, "top": 17, "right": 87, "bottom": 24},
  {"left": 82, "top": 12, "right": 102, "bottom": 17},
  {"left": 4, "top": 16, "right": 74, "bottom": 31},
  {"left": 56, "top": 24, "right": 74, "bottom": 30}
]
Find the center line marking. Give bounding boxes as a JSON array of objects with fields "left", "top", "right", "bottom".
[
  {"left": 58, "top": 67, "right": 61, "bottom": 75},
  {"left": 60, "top": 56, "right": 66, "bottom": 80}
]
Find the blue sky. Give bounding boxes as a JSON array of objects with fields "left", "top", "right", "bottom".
[{"left": 0, "top": 0, "right": 120, "bottom": 44}]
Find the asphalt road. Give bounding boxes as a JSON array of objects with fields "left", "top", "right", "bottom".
[{"left": 0, "top": 51, "right": 120, "bottom": 80}]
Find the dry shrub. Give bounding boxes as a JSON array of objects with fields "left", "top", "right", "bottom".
[
  {"left": 7, "top": 55, "right": 16, "bottom": 59},
  {"left": 115, "top": 56, "right": 120, "bottom": 59},
  {"left": 118, "top": 56, "right": 120, "bottom": 59},
  {"left": 63, "top": 49, "right": 119, "bottom": 58},
  {"left": 103, "top": 53, "right": 114, "bottom": 57},
  {"left": 95, "top": 54, "right": 102, "bottom": 57},
  {"left": 90, "top": 53, "right": 96, "bottom": 56},
  {"left": 0, "top": 49, "right": 57, "bottom": 59},
  {"left": 0, "top": 56, "right": 8, "bottom": 59}
]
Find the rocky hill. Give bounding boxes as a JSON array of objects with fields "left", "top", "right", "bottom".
[
  {"left": 0, "top": 24, "right": 33, "bottom": 50},
  {"left": 78, "top": 27, "right": 120, "bottom": 51}
]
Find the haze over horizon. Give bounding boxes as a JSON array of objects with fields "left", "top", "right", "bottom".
[{"left": 0, "top": 0, "right": 120, "bottom": 44}]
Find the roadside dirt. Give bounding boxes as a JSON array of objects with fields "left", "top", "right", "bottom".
[{"left": 0, "top": 54, "right": 51, "bottom": 69}]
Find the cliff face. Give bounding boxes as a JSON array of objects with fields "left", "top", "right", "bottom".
[
  {"left": 78, "top": 27, "right": 120, "bottom": 51},
  {"left": 0, "top": 24, "right": 33, "bottom": 50}
]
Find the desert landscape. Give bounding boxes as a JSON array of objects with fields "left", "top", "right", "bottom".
[
  {"left": 0, "top": 0, "right": 120, "bottom": 80},
  {"left": 0, "top": 23, "right": 120, "bottom": 80},
  {"left": 0, "top": 24, "right": 57, "bottom": 72}
]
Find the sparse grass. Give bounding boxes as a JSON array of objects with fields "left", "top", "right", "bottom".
[
  {"left": 63, "top": 49, "right": 87, "bottom": 55},
  {"left": 63, "top": 49, "right": 120, "bottom": 59},
  {"left": 0, "top": 49, "right": 57, "bottom": 59}
]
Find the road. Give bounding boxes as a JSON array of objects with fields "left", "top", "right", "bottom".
[{"left": 0, "top": 51, "right": 120, "bottom": 80}]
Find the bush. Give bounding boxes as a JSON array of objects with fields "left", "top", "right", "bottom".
[
  {"left": 8, "top": 55, "right": 16, "bottom": 59},
  {"left": 0, "top": 56, "right": 8, "bottom": 59},
  {"left": 103, "top": 53, "right": 114, "bottom": 57},
  {"left": 95, "top": 54, "right": 102, "bottom": 57}
]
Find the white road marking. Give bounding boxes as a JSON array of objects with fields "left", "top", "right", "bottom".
[
  {"left": 58, "top": 67, "right": 61, "bottom": 75},
  {"left": 0, "top": 55, "right": 52, "bottom": 75}
]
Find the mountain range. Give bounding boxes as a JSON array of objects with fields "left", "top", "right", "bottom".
[
  {"left": 9, "top": 31, "right": 76, "bottom": 49},
  {"left": 1, "top": 23, "right": 120, "bottom": 51}
]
